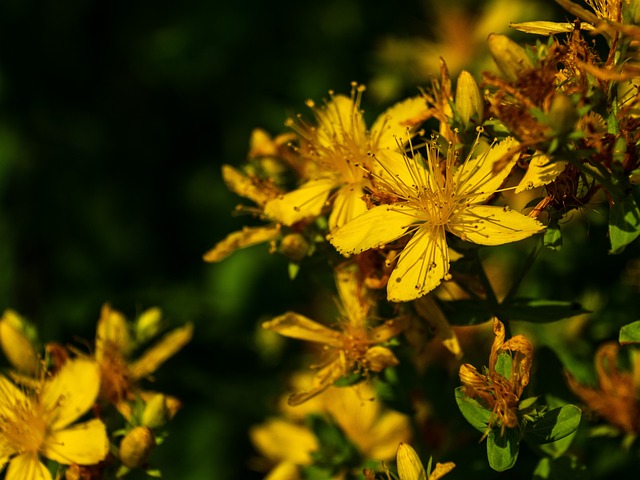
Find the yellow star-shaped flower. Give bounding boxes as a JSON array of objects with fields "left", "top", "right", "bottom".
[
  {"left": 262, "top": 264, "right": 407, "bottom": 405},
  {"left": 328, "top": 136, "right": 544, "bottom": 302},
  {"left": 264, "top": 84, "right": 429, "bottom": 231}
]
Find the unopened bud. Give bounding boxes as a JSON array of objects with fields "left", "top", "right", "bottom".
[
  {"left": 547, "top": 94, "right": 578, "bottom": 136},
  {"left": 141, "top": 393, "right": 170, "bottom": 428},
  {"left": 0, "top": 310, "right": 38, "bottom": 374},
  {"left": 119, "top": 426, "right": 156, "bottom": 469},
  {"left": 455, "top": 70, "right": 484, "bottom": 128},
  {"left": 280, "top": 233, "right": 309, "bottom": 262},
  {"left": 488, "top": 33, "right": 534, "bottom": 82},
  {"left": 365, "top": 346, "right": 399, "bottom": 372},
  {"left": 135, "top": 307, "right": 162, "bottom": 344}
]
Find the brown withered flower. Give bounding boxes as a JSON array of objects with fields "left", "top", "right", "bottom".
[
  {"left": 459, "top": 318, "right": 533, "bottom": 434},
  {"left": 566, "top": 342, "right": 640, "bottom": 434}
]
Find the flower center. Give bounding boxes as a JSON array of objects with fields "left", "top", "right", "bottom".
[{"left": 0, "top": 393, "right": 48, "bottom": 454}]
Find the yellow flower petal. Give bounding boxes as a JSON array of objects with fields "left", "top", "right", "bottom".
[
  {"left": 96, "top": 304, "right": 132, "bottom": 362},
  {"left": 335, "top": 264, "right": 370, "bottom": 330},
  {"left": 315, "top": 95, "right": 366, "bottom": 149},
  {"left": 265, "top": 461, "right": 301, "bottom": 480},
  {"left": 262, "top": 313, "right": 342, "bottom": 347},
  {"left": 328, "top": 205, "right": 416, "bottom": 255},
  {"left": 429, "top": 462, "right": 456, "bottom": 480},
  {"left": 203, "top": 225, "right": 280, "bottom": 262},
  {"left": 396, "top": 443, "right": 426, "bottom": 480},
  {"left": 328, "top": 183, "right": 369, "bottom": 231},
  {"left": 288, "top": 360, "right": 344, "bottom": 406},
  {"left": 515, "top": 152, "right": 567, "bottom": 193},
  {"left": 222, "top": 164, "right": 271, "bottom": 205},
  {"left": 42, "top": 419, "right": 109, "bottom": 465},
  {"left": 0, "top": 375, "right": 29, "bottom": 418},
  {"left": 387, "top": 227, "right": 449, "bottom": 302},
  {"left": 265, "top": 178, "right": 335, "bottom": 226},
  {"left": 249, "top": 418, "right": 318, "bottom": 465},
  {"left": 449, "top": 205, "right": 544, "bottom": 245},
  {"left": 455, "top": 137, "right": 520, "bottom": 203},
  {"left": 42, "top": 359, "right": 100, "bottom": 431},
  {"left": 129, "top": 323, "right": 193, "bottom": 381},
  {"left": 5, "top": 453, "right": 51, "bottom": 480},
  {"left": 367, "top": 410, "right": 412, "bottom": 461},
  {"left": 370, "top": 96, "right": 429, "bottom": 151}
]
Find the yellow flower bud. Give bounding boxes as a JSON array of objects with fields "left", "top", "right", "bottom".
[
  {"left": 364, "top": 345, "right": 399, "bottom": 372},
  {"left": 141, "top": 393, "right": 170, "bottom": 428},
  {"left": 547, "top": 93, "right": 578, "bottom": 136},
  {"left": 0, "top": 309, "right": 39, "bottom": 374},
  {"left": 135, "top": 307, "right": 163, "bottom": 344},
  {"left": 119, "top": 426, "right": 156, "bottom": 469},
  {"left": 487, "top": 33, "right": 534, "bottom": 82},
  {"left": 455, "top": 70, "right": 483, "bottom": 128},
  {"left": 280, "top": 233, "right": 309, "bottom": 262},
  {"left": 396, "top": 443, "right": 426, "bottom": 480}
]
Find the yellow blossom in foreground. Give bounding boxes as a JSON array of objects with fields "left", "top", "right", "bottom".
[
  {"left": 459, "top": 318, "right": 533, "bottom": 434},
  {"left": 262, "top": 264, "right": 407, "bottom": 404},
  {"left": 328, "top": 136, "right": 544, "bottom": 302},
  {"left": 566, "top": 342, "right": 640, "bottom": 434},
  {"left": 265, "top": 84, "right": 429, "bottom": 231},
  {"left": 0, "top": 358, "right": 109, "bottom": 480},
  {"left": 396, "top": 443, "right": 455, "bottom": 480},
  {"left": 94, "top": 304, "right": 193, "bottom": 419}
]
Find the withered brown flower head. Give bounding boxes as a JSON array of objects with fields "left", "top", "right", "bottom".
[
  {"left": 566, "top": 342, "right": 640, "bottom": 434},
  {"left": 459, "top": 318, "right": 533, "bottom": 434}
]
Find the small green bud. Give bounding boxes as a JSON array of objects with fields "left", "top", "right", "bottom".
[
  {"left": 487, "top": 33, "right": 534, "bottom": 82},
  {"left": 455, "top": 70, "right": 484, "bottom": 128},
  {"left": 135, "top": 307, "right": 163, "bottom": 344},
  {"left": 119, "top": 426, "right": 156, "bottom": 469}
]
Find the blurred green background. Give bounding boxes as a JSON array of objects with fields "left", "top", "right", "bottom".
[{"left": 0, "top": 1, "right": 567, "bottom": 479}]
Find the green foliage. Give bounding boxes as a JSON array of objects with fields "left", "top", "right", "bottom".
[
  {"left": 609, "top": 194, "right": 640, "bottom": 254},
  {"left": 619, "top": 320, "right": 640, "bottom": 345}
]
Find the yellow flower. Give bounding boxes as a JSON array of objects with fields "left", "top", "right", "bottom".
[
  {"left": 0, "top": 358, "right": 109, "bottom": 480},
  {"left": 262, "top": 264, "right": 407, "bottom": 404},
  {"left": 565, "top": 342, "right": 640, "bottom": 434},
  {"left": 328, "top": 136, "right": 544, "bottom": 302},
  {"left": 264, "top": 83, "right": 429, "bottom": 231},
  {"left": 459, "top": 318, "right": 533, "bottom": 434},
  {"left": 94, "top": 304, "right": 193, "bottom": 419},
  {"left": 396, "top": 443, "right": 455, "bottom": 480}
]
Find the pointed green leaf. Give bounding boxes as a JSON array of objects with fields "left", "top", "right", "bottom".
[
  {"left": 501, "top": 299, "right": 588, "bottom": 323},
  {"left": 524, "top": 404, "right": 581, "bottom": 444},
  {"left": 609, "top": 194, "right": 640, "bottom": 254},
  {"left": 619, "top": 320, "right": 640, "bottom": 345},
  {"left": 487, "top": 428, "right": 520, "bottom": 472},
  {"left": 455, "top": 387, "right": 492, "bottom": 433}
]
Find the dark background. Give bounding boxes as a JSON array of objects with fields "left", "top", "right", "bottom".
[{"left": 0, "top": 1, "right": 558, "bottom": 478}]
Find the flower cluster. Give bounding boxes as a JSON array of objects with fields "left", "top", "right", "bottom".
[
  {"left": 0, "top": 306, "right": 192, "bottom": 479},
  {"left": 210, "top": 0, "right": 640, "bottom": 477}
]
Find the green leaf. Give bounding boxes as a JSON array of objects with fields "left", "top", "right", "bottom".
[
  {"left": 438, "top": 299, "right": 493, "bottom": 326},
  {"left": 524, "top": 404, "right": 581, "bottom": 445},
  {"left": 532, "top": 456, "right": 588, "bottom": 480},
  {"left": 543, "top": 221, "right": 563, "bottom": 250},
  {"left": 501, "top": 299, "right": 588, "bottom": 323},
  {"left": 609, "top": 194, "right": 640, "bottom": 254},
  {"left": 494, "top": 352, "right": 512, "bottom": 380},
  {"left": 619, "top": 320, "right": 640, "bottom": 345},
  {"left": 487, "top": 428, "right": 520, "bottom": 472},
  {"left": 454, "top": 387, "right": 493, "bottom": 433}
]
